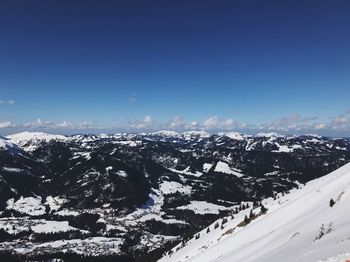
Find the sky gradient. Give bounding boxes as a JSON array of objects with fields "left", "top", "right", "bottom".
[{"left": 1, "top": 1, "right": 350, "bottom": 136}]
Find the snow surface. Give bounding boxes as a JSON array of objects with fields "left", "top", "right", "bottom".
[
  {"left": 160, "top": 162, "right": 350, "bottom": 262},
  {"left": 44, "top": 196, "right": 66, "bottom": 212},
  {"left": 169, "top": 167, "right": 203, "bottom": 177},
  {"left": 8, "top": 237, "right": 124, "bottom": 255},
  {"left": 273, "top": 143, "right": 302, "bottom": 153},
  {"left": 116, "top": 170, "right": 128, "bottom": 177},
  {"left": 7, "top": 132, "right": 68, "bottom": 151},
  {"left": 214, "top": 161, "right": 244, "bottom": 177},
  {"left": 150, "top": 130, "right": 179, "bottom": 137},
  {"left": 54, "top": 209, "right": 80, "bottom": 217},
  {"left": 203, "top": 163, "right": 213, "bottom": 172},
  {"left": 2, "top": 167, "right": 23, "bottom": 173},
  {"left": 6, "top": 197, "right": 46, "bottom": 216},
  {"left": 177, "top": 201, "right": 229, "bottom": 215},
  {"left": 31, "top": 220, "right": 79, "bottom": 233},
  {"left": 115, "top": 189, "right": 187, "bottom": 226},
  {"left": 182, "top": 131, "right": 210, "bottom": 140},
  {"left": 0, "top": 217, "right": 33, "bottom": 235},
  {"left": 253, "top": 132, "right": 281, "bottom": 138},
  {"left": 113, "top": 140, "right": 142, "bottom": 147},
  {"left": 0, "top": 217, "right": 83, "bottom": 235},
  {"left": 218, "top": 132, "right": 248, "bottom": 141},
  {"left": 159, "top": 181, "right": 192, "bottom": 195},
  {"left": 73, "top": 151, "right": 91, "bottom": 160},
  {"left": 0, "top": 136, "right": 17, "bottom": 151},
  {"left": 105, "top": 166, "right": 113, "bottom": 172}
]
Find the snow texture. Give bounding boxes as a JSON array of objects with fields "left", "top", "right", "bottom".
[{"left": 161, "top": 163, "right": 350, "bottom": 262}]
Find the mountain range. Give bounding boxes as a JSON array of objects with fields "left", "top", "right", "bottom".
[{"left": 0, "top": 131, "right": 349, "bottom": 261}]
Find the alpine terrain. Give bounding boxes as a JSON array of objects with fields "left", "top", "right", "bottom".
[
  {"left": 0, "top": 131, "right": 349, "bottom": 261},
  {"left": 160, "top": 160, "right": 350, "bottom": 262}
]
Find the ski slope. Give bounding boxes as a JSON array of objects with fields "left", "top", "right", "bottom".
[{"left": 160, "top": 163, "right": 350, "bottom": 262}]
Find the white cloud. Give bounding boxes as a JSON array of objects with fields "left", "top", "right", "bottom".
[
  {"left": 170, "top": 116, "right": 184, "bottom": 129},
  {"left": 328, "top": 112, "right": 350, "bottom": 130},
  {"left": 185, "top": 121, "right": 199, "bottom": 130},
  {"left": 144, "top": 115, "right": 152, "bottom": 124},
  {"left": 314, "top": 122, "right": 326, "bottom": 130},
  {"left": 129, "top": 115, "right": 154, "bottom": 129},
  {"left": 23, "top": 119, "right": 52, "bottom": 128},
  {"left": 3, "top": 111, "right": 350, "bottom": 136},
  {"left": 0, "top": 121, "right": 14, "bottom": 128},
  {"left": 22, "top": 119, "right": 93, "bottom": 130},
  {"left": 203, "top": 116, "right": 219, "bottom": 128},
  {"left": 257, "top": 114, "right": 319, "bottom": 131},
  {"left": 202, "top": 116, "right": 238, "bottom": 130}
]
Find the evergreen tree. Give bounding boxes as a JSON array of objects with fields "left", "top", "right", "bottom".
[
  {"left": 260, "top": 204, "right": 268, "bottom": 214},
  {"left": 244, "top": 215, "right": 250, "bottom": 224},
  {"left": 249, "top": 209, "right": 254, "bottom": 219},
  {"left": 214, "top": 222, "right": 219, "bottom": 229}
]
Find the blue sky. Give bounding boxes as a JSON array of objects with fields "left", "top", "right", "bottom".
[{"left": 1, "top": 0, "right": 350, "bottom": 136}]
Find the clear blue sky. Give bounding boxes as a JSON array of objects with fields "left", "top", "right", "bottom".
[{"left": 0, "top": 0, "right": 350, "bottom": 135}]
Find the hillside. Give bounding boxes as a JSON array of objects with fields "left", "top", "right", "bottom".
[
  {"left": 0, "top": 131, "right": 349, "bottom": 260},
  {"left": 160, "top": 162, "right": 350, "bottom": 262}
]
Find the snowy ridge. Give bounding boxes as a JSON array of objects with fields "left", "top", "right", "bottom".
[
  {"left": 0, "top": 136, "right": 17, "bottom": 151},
  {"left": 182, "top": 131, "right": 210, "bottom": 140},
  {"left": 149, "top": 130, "right": 179, "bottom": 137},
  {"left": 218, "top": 132, "right": 248, "bottom": 141},
  {"left": 253, "top": 132, "right": 282, "bottom": 138},
  {"left": 7, "top": 131, "right": 68, "bottom": 151},
  {"left": 160, "top": 163, "right": 350, "bottom": 262}
]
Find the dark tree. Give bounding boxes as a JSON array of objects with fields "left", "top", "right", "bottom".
[
  {"left": 214, "top": 222, "right": 219, "bottom": 229},
  {"left": 244, "top": 215, "right": 250, "bottom": 224},
  {"left": 249, "top": 209, "right": 254, "bottom": 219},
  {"left": 260, "top": 204, "right": 268, "bottom": 214}
]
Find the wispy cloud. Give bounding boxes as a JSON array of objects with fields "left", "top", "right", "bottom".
[
  {"left": 121, "top": 111, "right": 350, "bottom": 136},
  {"left": 256, "top": 114, "right": 320, "bottom": 132},
  {"left": 22, "top": 119, "right": 94, "bottom": 130},
  {"left": 169, "top": 116, "right": 184, "bottom": 129},
  {"left": 2, "top": 111, "right": 350, "bottom": 136},
  {"left": 127, "top": 93, "right": 137, "bottom": 103},
  {"left": 128, "top": 97, "right": 137, "bottom": 103},
  {"left": 0, "top": 99, "right": 15, "bottom": 105},
  {"left": 328, "top": 111, "right": 350, "bottom": 131},
  {"left": 0, "top": 121, "right": 15, "bottom": 128},
  {"left": 128, "top": 115, "right": 154, "bottom": 129},
  {"left": 202, "top": 116, "right": 239, "bottom": 130}
]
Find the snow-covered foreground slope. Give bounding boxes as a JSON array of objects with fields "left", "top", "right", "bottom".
[{"left": 160, "top": 163, "right": 350, "bottom": 262}]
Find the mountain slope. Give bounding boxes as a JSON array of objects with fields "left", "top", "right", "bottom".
[
  {"left": 0, "top": 131, "right": 349, "bottom": 260},
  {"left": 7, "top": 131, "right": 68, "bottom": 151},
  {"left": 160, "top": 162, "right": 350, "bottom": 262}
]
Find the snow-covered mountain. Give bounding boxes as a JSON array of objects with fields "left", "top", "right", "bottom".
[
  {"left": 0, "top": 131, "right": 349, "bottom": 261},
  {"left": 0, "top": 136, "right": 17, "bottom": 151},
  {"left": 160, "top": 162, "right": 350, "bottom": 262},
  {"left": 7, "top": 131, "right": 68, "bottom": 151}
]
